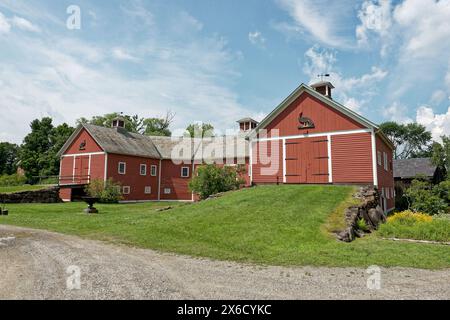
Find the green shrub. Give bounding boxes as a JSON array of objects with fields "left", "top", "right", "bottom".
[
  {"left": 0, "top": 174, "right": 26, "bottom": 186},
  {"left": 189, "top": 165, "right": 244, "bottom": 200},
  {"left": 85, "top": 178, "right": 123, "bottom": 203},
  {"left": 387, "top": 210, "right": 433, "bottom": 225},
  {"left": 405, "top": 179, "right": 448, "bottom": 215},
  {"left": 356, "top": 218, "right": 369, "bottom": 232}
]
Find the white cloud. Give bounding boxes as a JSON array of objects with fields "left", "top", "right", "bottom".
[
  {"left": 416, "top": 106, "right": 450, "bottom": 141},
  {"left": 111, "top": 47, "right": 139, "bottom": 62},
  {"left": 302, "top": 45, "right": 388, "bottom": 112},
  {"left": 276, "top": 0, "right": 354, "bottom": 48},
  {"left": 248, "top": 31, "right": 266, "bottom": 47},
  {"left": 430, "top": 90, "right": 447, "bottom": 105},
  {"left": 356, "top": 0, "right": 392, "bottom": 44},
  {"left": 382, "top": 102, "right": 413, "bottom": 124},
  {"left": 11, "top": 16, "right": 40, "bottom": 32},
  {"left": 0, "top": 11, "right": 11, "bottom": 34}
]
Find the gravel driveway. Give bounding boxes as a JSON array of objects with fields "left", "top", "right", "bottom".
[{"left": 1, "top": 225, "right": 449, "bottom": 300}]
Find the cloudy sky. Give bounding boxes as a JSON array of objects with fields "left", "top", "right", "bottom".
[{"left": 1, "top": 0, "right": 450, "bottom": 144}]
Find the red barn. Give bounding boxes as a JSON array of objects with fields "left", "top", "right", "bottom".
[{"left": 58, "top": 81, "right": 395, "bottom": 212}]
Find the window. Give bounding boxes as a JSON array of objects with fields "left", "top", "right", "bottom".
[
  {"left": 151, "top": 165, "right": 157, "bottom": 177},
  {"left": 144, "top": 186, "right": 151, "bottom": 194},
  {"left": 383, "top": 152, "right": 388, "bottom": 171},
  {"left": 140, "top": 164, "right": 147, "bottom": 176},
  {"left": 122, "top": 186, "right": 130, "bottom": 195},
  {"left": 118, "top": 162, "right": 126, "bottom": 175},
  {"left": 386, "top": 188, "right": 390, "bottom": 199},
  {"left": 377, "top": 151, "right": 382, "bottom": 166},
  {"left": 181, "top": 167, "right": 190, "bottom": 178},
  {"left": 164, "top": 188, "right": 171, "bottom": 194},
  {"left": 391, "top": 188, "right": 395, "bottom": 198}
]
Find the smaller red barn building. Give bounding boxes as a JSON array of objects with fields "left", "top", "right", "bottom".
[{"left": 58, "top": 81, "right": 395, "bottom": 212}]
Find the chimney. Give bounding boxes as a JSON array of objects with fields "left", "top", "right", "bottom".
[
  {"left": 311, "top": 81, "right": 334, "bottom": 99},
  {"left": 237, "top": 118, "right": 258, "bottom": 132}
]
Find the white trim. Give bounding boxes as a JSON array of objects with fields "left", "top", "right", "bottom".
[
  {"left": 282, "top": 138, "right": 287, "bottom": 183},
  {"left": 104, "top": 153, "right": 108, "bottom": 182},
  {"left": 150, "top": 165, "right": 157, "bottom": 177},
  {"left": 144, "top": 186, "right": 152, "bottom": 194},
  {"left": 192, "top": 162, "right": 195, "bottom": 201},
  {"left": 140, "top": 164, "right": 147, "bottom": 176},
  {"left": 371, "top": 129, "right": 378, "bottom": 187},
  {"left": 249, "top": 140, "right": 253, "bottom": 183},
  {"left": 118, "top": 162, "right": 126, "bottom": 175},
  {"left": 181, "top": 166, "right": 190, "bottom": 178},
  {"left": 158, "top": 160, "right": 162, "bottom": 201},
  {"left": 327, "top": 135, "right": 333, "bottom": 183},
  {"left": 122, "top": 186, "right": 131, "bottom": 195},
  {"left": 62, "top": 151, "right": 105, "bottom": 158},
  {"left": 72, "top": 156, "right": 76, "bottom": 183},
  {"left": 88, "top": 154, "right": 92, "bottom": 183},
  {"left": 253, "top": 128, "right": 372, "bottom": 142}
]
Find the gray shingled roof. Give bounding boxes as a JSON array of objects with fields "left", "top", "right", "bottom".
[
  {"left": 84, "top": 124, "right": 161, "bottom": 158},
  {"left": 58, "top": 124, "right": 248, "bottom": 161},
  {"left": 393, "top": 158, "right": 437, "bottom": 179}
]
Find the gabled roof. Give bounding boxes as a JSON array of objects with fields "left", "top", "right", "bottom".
[
  {"left": 150, "top": 136, "right": 199, "bottom": 161},
  {"left": 393, "top": 158, "right": 438, "bottom": 179},
  {"left": 57, "top": 124, "right": 161, "bottom": 158},
  {"left": 251, "top": 83, "right": 379, "bottom": 135},
  {"left": 237, "top": 117, "right": 258, "bottom": 124}
]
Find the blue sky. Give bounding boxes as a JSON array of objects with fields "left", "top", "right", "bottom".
[{"left": 1, "top": 0, "right": 450, "bottom": 143}]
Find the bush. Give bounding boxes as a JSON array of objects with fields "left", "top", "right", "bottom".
[
  {"left": 380, "top": 211, "right": 450, "bottom": 242},
  {"left": 387, "top": 210, "right": 433, "bottom": 225},
  {"left": 0, "top": 174, "right": 26, "bottom": 186},
  {"left": 405, "top": 179, "right": 448, "bottom": 215},
  {"left": 85, "top": 178, "right": 123, "bottom": 203},
  {"left": 189, "top": 165, "right": 244, "bottom": 200}
]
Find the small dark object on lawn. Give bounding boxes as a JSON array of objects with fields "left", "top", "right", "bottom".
[
  {"left": 82, "top": 196, "right": 99, "bottom": 214},
  {"left": 156, "top": 206, "right": 173, "bottom": 212},
  {"left": 2, "top": 209, "right": 8, "bottom": 216}
]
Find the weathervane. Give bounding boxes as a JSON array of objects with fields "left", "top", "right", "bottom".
[{"left": 317, "top": 73, "right": 330, "bottom": 82}]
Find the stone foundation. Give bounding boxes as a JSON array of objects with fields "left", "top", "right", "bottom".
[
  {"left": 337, "top": 186, "right": 386, "bottom": 242},
  {"left": 0, "top": 187, "right": 61, "bottom": 204}
]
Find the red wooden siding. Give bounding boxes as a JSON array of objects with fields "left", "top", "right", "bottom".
[
  {"left": 285, "top": 136, "right": 329, "bottom": 184},
  {"left": 59, "top": 156, "right": 74, "bottom": 184},
  {"left": 59, "top": 187, "right": 72, "bottom": 202},
  {"left": 107, "top": 154, "right": 160, "bottom": 201},
  {"left": 376, "top": 135, "right": 395, "bottom": 211},
  {"left": 331, "top": 133, "right": 373, "bottom": 184},
  {"left": 265, "top": 93, "right": 365, "bottom": 137},
  {"left": 252, "top": 140, "right": 283, "bottom": 184},
  {"left": 160, "top": 160, "right": 193, "bottom": 201},
  {"left": 65, "top": 129, "right": 103, "bottom": 154}
]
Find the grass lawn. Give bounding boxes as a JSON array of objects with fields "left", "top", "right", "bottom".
[
  {"left": 378, "top": 218, "right": 450, "bottom": 242},
  {"left": 0, "top": 185, "right": 52, "bottom": 194},
  {"left": 1, "top": 185, "right": 449, "bottom": 269}
]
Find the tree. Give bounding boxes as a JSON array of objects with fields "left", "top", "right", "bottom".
[
  {"left": 186, "top": 123, "right": 214, "bottom": 138},
  {"left": 143, "top": 111, "right": 175, "bottom": 137},
  {"left": 404, "top": 178, "right": 447, "bottom": 215},
  {"left": 431, "top": 135, "right": 450, "bottom": 176},
  {"left": 77, "top": 113, "right": 144, "bottom": 133},
  {"left": 379, "top": 122, "right": 432, "bottom": 159},
  {"left": 19, "top": 118, "right": 74, "bottom": 182},
  {"left": 77, "top": 111, "right": 174, "bottom": 137},
  {"left": 189, "top": 165, "right": 243, "bottom": 199},
  {"left": 0, "top": 142, "right": 19, "bottom": 175}
]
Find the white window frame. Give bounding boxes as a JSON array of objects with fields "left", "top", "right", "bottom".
[
  {"left": 391, "top": 187, "right": 394, "bottom": 198},
  {"left": 151, "top": 165, "right": 157, "bottom": 177},
  {"left": 144, "top": 186, "right": 152, "bottom": 194},
  {"left": 164, "top": 188, "right": 171, "bottom": 194},
  {"left": 181, "top": 166, "right": 190, "bottom": 178},
  {"left": 140, "top": 164, "right": 147, "bottom": 176},
  {"left": 377, "top": 151, "right": 382, "bottom": 166},
  {"left": 122, "top": 186, "right": 130, "bottom": 195},
  {"left": 383, "top": 152, "right": 388, "bottom": 171},
  {"left": 386, "top": 188, "right": 390, "bottom": 199},
  {"left": 118, "top": 162, "right": 126, "bottom": 175}
]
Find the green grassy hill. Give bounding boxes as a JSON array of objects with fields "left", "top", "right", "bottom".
[{"left": 1, "top": 185, "right": 450, "bottom": 268}]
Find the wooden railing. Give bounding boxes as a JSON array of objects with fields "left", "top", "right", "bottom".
[{"left": 58, "top": 175, "right": 91, "bottom": 186}]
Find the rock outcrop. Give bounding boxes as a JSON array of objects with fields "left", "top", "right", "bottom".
[
  {"left": 337, "top": 186, "right": 386, "bottom": 242},
  {"left": 0, "top": 187, "right": 61, "bottom": 204}
]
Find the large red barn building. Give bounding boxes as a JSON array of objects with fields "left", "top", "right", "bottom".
[{"left": 58, "top": 81, "right": 395, "bottom": 212}]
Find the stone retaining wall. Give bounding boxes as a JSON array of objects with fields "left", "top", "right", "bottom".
[
  {"left": 337, "top": 186, "right": 386, "bottom": 242},
  {"left": 0, "top": 187, "right": 61, "bottom": 204}
]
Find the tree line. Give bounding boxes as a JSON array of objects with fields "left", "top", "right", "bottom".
[{"left": 0, "top": 112, "right": 216, "bottom": 183}]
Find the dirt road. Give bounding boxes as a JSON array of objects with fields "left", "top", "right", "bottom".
[{"left": 1, "top": 225, "right": 449, "bottom": 300}]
